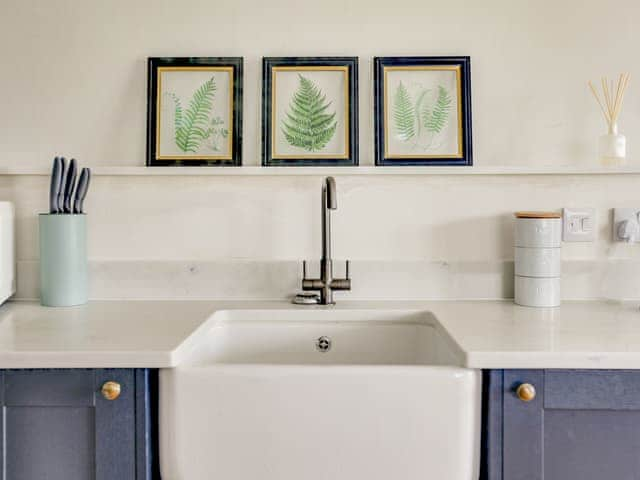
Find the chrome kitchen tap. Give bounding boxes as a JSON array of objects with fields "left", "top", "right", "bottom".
[{"left": 300, "top": 176, "right": 351, "bottom": 305}]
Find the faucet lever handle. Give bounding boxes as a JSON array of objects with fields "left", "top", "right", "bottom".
[
  {"left": 345, "top": 260, "right": 350, "bottom": 280},
  {"left": 302, "top": 260, "right": 308, "bottom": 279}
]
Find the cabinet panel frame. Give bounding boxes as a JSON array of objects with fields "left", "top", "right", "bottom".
[
  {"left": 483, "top": 369, "right": 640, "bottom": 480},
  {"left": 0, "top": 368, "right": 157, "bottom": 480}
]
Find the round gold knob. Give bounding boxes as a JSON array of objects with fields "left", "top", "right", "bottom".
[
  {"left": 516, "top": 383, "right": 536, "bottom": 402},
  {"left": 101, "top": 381, "right": 121, "bottom": 401}
]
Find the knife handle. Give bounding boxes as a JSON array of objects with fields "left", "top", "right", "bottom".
[
  {"left": 63, "top": 158, "right": 77, "bottom": 214},
  {"left": 73, "top": 168, "right": 91, "bottom": 214},
  {"left": 49, "top": 157, "right": 62, "bottom": 214},
  {"left": 57, "top": 157, "right": 66, "bottom": 213}
]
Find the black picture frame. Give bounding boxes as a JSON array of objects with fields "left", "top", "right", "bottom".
[
  {"left": 374, "top": 56, "right": 472, "bottom": 166},
  {"left": 262, "top": 57, "right": 359, "bottom": 166},
  {"left": 146, "top": 57, "right": 243, "bottom": 166}
]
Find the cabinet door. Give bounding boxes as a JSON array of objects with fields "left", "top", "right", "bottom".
[
  {"left": 484, "top": 369, "right": 640, "bottom": 480},
  {"left": 0, "top": 369, "right": 136, "bottom": 480}
]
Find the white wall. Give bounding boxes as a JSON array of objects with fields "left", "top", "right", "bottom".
[
  {"left": 1, "top": 0, "right": 640, "bottom": 300},
  {"left": 2, "top": 0, "right": 639, "bottom": 168}
]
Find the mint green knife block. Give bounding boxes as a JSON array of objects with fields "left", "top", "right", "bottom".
[{"left": 39, "top": 214, "right": 88, "bottom": 307}]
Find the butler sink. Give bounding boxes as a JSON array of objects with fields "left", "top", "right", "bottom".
[{"left": 160, "top": 309, "right": 481, "bottom": 480}]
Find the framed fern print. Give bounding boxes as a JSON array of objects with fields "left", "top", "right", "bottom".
[
  {"left": 374, "top": 57, "right": 472, "bottom": 166},
  {"left": 262, "top": 57, "right": 358, "bottom": 166},
  {"left": 147, "top": 57, "right": 243, "bottom": 166}
]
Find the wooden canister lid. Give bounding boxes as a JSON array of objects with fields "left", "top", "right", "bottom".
[{"left": 514, "top": 211, "right": 562, "bottom": 219}]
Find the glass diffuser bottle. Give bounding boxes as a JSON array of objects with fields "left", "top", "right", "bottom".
[{"left": 589, "top": 74, "right": 630, "bottom": 166}]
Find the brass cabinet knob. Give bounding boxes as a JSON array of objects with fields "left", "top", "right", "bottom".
[
  {"left": 516, "top": 383, "right": 536, "bottom": 402},
  {"left": 101, "top": 381, "right": 121, "bottom": 401}
]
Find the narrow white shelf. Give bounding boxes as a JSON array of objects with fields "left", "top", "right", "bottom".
[{"left": 2, "top": 165, "right": 640, "bottom": 177}]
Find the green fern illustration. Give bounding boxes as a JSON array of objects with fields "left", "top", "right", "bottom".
[
  {"left": 393, "top": 81, "right": 415, "bottom": 141},
  {"left": 414, "top": 89, "right": 430, "bottom": 138},
  {"left": 281, "top": 75, "right": 337, "bottom": 152},
  {"left": 205, "top": 116, "right": 229, "bottom": 152},
  {"left": 170, "top": 76, "right": 217, "bottom": 153},
  {"left": 424, "top": 85, "right": 451, "bottom": 133},
  {"left": 169, "top": 93, "right": 184, "bottom": 143}
]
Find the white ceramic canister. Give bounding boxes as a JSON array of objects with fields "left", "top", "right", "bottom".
[
  {"left": 514, "top": 212, "right": 562, "bottom": 308},
  {"left": 514, "top": 276, "right": 561, "bottom": 308},
  {"left": 514, "top": 212, "right": 562, "bottom": 248},
  {"left": 514, "top": 247, "right": 561, "bottom": 277}
]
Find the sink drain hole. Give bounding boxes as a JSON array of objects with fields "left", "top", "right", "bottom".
[{"left": 316, "top": 336, "right": 332, "bottom": 352}]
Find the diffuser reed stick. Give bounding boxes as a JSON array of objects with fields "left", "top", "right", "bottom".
[{"left": 589, "top": 73, "right": 631, "bottom": 134}]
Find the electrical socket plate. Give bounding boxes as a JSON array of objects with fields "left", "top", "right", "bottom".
[
  {"left": 562, "top": 207, "right": 596, "bottom": 242},
  {"left": 613, "top": 208, "right": 640, "bottom": 242}
]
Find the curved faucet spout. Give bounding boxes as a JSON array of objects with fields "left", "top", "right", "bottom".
[
  {"left": 300, "top": 176, "right": 351, "bottom": 305},
  {"left": 322, "top": 177, "right": 334, "bottom": 260}
]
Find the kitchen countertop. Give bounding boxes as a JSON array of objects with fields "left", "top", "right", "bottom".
[
  {"left": 1, "top": 299, "right": 640, "bottom": 369},
  {"left": 0, "top": 300, "right": 219, "bottom": 368}
]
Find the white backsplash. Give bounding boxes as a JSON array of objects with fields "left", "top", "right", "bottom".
[
  {"left": 4, "top": 173, "right": 640, "bottom": 301},
  {"left": 12, "top": 259, "right": 640, "bottom": 302}
]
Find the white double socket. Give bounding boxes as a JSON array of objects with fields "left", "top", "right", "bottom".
[
  {"left": 613, "top": 208, "right": 640, "bottom": 242},
  {"left": 562, "top": 208, "right": 596, "bottom": 242}
]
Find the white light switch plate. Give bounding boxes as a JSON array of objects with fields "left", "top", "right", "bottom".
[{"left": 562, "top": 207, "right": 596, "bottom": 242}]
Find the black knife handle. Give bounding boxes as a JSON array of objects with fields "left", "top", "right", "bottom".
[
  {"left": 73, "top": 168, "right": 91, "bottom": 214},
  {"left": 63, "top": 158, "right": 77, "bottom": 214},
  {"left": 57, "top": 157, "right": 66, "bottom": 213},
  {"left": 49, "top": 157, "right": 62, "bottom": 214}
]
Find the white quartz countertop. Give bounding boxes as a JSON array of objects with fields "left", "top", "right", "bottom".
[
  {"left": 0, "top": 300, "right": 219, "bottom": 368},
  {"left": 1, "top": 299, "right": 640, "bottom": 369}
]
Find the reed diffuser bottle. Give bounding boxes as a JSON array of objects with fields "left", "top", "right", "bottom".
[{"left": 589, "top": 73, "right": 630, "bottom": 165}]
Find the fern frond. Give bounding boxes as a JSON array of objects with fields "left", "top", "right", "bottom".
[
  {"left": 174, "top": 76, "right": 217, "bottom": 152},
  {"left": 421, "top": 103, "right": 432, "bottom": 131},
  {"left": 281, "top": 75, "right": 338, "bottom": 152},
  {"left": 393, "top": 81, "right": 415, "bottom": 141},
  {"left": 425, "top": 85, "right": 451, "bottom": 134},
  {"left": 413, "top": 89, "right": 430, "bottom": 138},
  {"left": 168, "top": 93, "right": 184, "bottom": 145}
]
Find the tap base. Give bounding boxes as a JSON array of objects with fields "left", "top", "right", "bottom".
[{"left": 292, "top": 293, "right": 320, "bottom": 305}]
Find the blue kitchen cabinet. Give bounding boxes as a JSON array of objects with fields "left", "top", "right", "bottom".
[
  {"left": 0, "top": 369, "right": 157, "bottom": 480},
  {"left": 483, "top": 369, "right": 640, "bottom": 480}
]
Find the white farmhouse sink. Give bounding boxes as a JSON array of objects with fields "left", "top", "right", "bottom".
[{"left": 160, "top": 309, "right": 481, "bottom": 480}]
